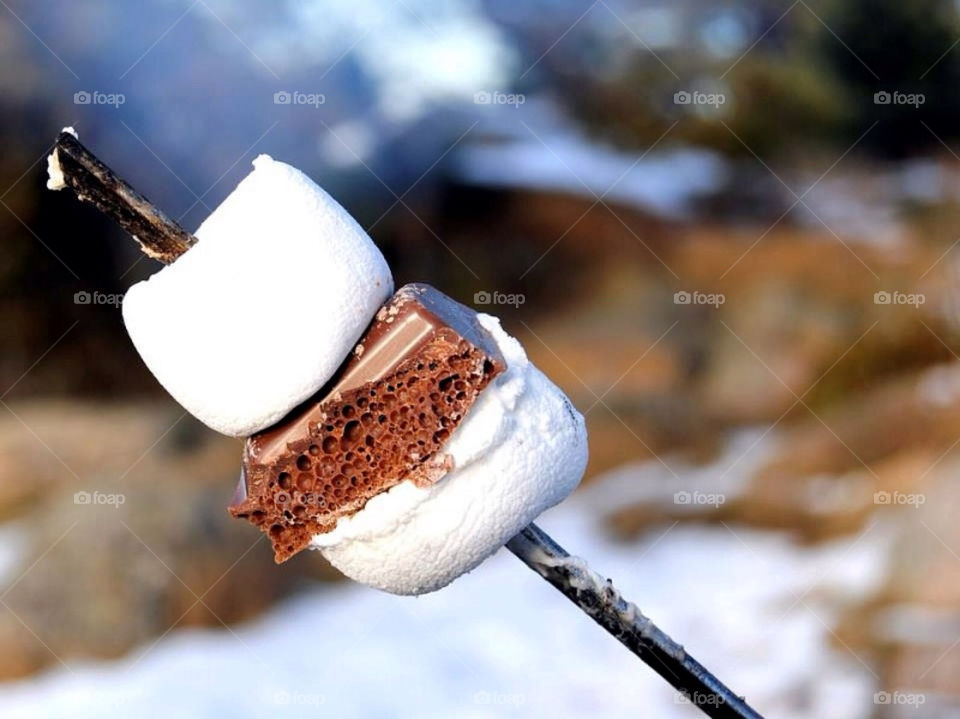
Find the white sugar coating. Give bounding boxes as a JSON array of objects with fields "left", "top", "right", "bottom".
[
  {"left": 312, "top": 314, "right": 588, "bottom": 595},
  {"left": 122, "top": 155, "right": 393, "bottom": 437}
]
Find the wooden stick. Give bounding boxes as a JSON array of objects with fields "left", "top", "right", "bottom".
[
  {"left": 508, "top": 524, "right": 764, "bottom": 718},
  {"left": 49, "top": 131, "right": 765, "bottom": 719},
  {"left": 49, "top": 131, "right": 196, "bottom": 263}
]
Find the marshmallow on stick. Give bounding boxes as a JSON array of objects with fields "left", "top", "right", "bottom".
[
  {"left": 113, "top": 151, "right": 585, "bottom": 589},
  {"left": 47, "top": 131, "right": 764, "bottom": 719},
  {"left": 122, "top": 155, "right": 393, "bottom": 436}
]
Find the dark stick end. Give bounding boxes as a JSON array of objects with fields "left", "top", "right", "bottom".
[{"left": 48, "top": 129, "right": 197, "bottom": 264}]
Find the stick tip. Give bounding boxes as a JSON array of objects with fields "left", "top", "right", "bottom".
[{"left": 47, "top": 127, "right": 80, "bottom": 191}]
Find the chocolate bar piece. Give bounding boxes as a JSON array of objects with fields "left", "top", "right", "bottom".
[{"left": 230, "top": 284, "right": 506, "bottom": 562}]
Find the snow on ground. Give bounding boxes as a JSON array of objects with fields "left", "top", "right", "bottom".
[{"left": 0, "top": 454, "right": 887, "bottom": 719}]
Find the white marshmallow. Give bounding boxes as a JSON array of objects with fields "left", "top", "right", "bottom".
[
  {"left": 122, "top": 155, "right": 393, "bottom": 437},
  {"left": 312, "top": 314, "right": 588, "bottom": 595}
]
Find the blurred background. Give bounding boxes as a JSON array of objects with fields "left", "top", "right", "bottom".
[{"left": 1, "top": 0, "right": 959, "bottom": 716}]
